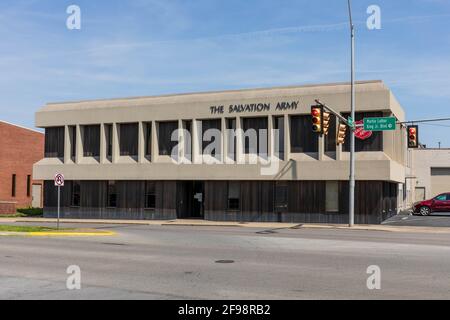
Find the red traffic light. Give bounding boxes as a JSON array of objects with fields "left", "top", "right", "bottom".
[
  {"left": 311, "top": 106, "right": 323, "bottom": 134},
  {"left": 407, "top": 125, "right": 419, "bottom": 148}
]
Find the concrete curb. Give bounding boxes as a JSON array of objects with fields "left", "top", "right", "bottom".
[
  {"left": 0, "top": 231, "right": 116, "bottom": 237},
  {"left": 2, "top": 217, "right": 450, "bottom": 234}
]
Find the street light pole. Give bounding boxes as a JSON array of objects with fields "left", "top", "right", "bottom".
[{"left": 348, "top": 0, "right": 356, "bottom": 227}]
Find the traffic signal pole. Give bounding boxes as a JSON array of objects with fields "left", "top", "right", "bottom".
[{"left": 348, "top": 0, "right": 356, "bottom": 227}]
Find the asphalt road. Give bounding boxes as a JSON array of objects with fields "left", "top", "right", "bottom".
[
  {"left": 1, "top": 223, "right": 450, "bottom": 300},
  {"left": 383, "top": 212, "right": 450, "bottom": 227}
]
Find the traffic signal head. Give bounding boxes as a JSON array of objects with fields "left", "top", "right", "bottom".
[
  {"left": 337, "top": 123, "right": 347, "bottom": 145},
  {"left": 311, "top": 106, "right": 323, "bottom": 134},
  {"left": 322, "top": 112, "right": 331, "bottom": 136},
  {"left": 408, "top": 125, "right": 419, "bottom": 148}
]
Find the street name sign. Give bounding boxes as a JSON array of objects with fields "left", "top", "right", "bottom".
[{"left": 364, "top": 117, "right": 396, "bottom": 131}]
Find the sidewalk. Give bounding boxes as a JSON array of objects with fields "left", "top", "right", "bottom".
[{"left": 2, "top": 217, "right": 450, "bottom": 234}]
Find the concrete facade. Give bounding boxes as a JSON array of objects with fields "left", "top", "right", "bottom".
[
  {"left": 0, "top": 121, "right": 44, "bottom": 214},
  {"left": 408, "top": 148, "right": 450, "bottom": 204},
  {"left": 34, "top": 80, "right": 408, "bottom": 223}
]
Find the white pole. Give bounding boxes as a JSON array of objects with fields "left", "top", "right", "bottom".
[
  {"left": 348, "top": 0, "right": 356, "bottom": 227},
  {"left": 57, "top": 185, "right": 60, "bottom": 230}
]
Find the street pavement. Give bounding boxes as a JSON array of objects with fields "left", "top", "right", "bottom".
[
  {"left": 383, "top": 212, "right": 450, "bottom": 227},
  {"left": 1, "top": 222, "right": 450, "bottom": 300}
]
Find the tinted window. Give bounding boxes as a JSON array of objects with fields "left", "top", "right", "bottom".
[
  {"left": 243, "top": 117, "right": 268, "bottom": 155},
  {"left": 107, "top": 181, "right": 117, "bottom": 208},
  {"left": 290, "top": 115, "right": 318, "bottom": 153},
  {"left": 71, "top": 181, "right": 81, "bottom": 207},
  {"left": 82, "top": 125, "right": 100, "bottom": 157},
  {"left": 202, "top": 119, "right": 221, "bottom": 156},
  {"left": 274, "top": 182, "right": 288, "bottom": 212},
  {"left": 158, "top": 121, "right": 179, "bottom": 156},
  {"left": 324, "top": 115, "right": 337, "bottom": 152},
  {"left": 228, "top": 182, "right": 240, "bottom": 211},
  {"left": 119, "top": 123, "right": 139, "bottom": 157},
  {"left": 45, "top": 127, "right": 65, "bottom": 158}
]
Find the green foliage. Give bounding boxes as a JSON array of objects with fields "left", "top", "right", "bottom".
[{"left": 16, "top": 208, "right": 44, "bottom": 217}]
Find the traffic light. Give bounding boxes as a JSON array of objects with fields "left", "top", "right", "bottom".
[
  {"left": 408, "top": 125, "right": 419, "bottom": 148},
  {"left": 322, "top": 112, "right": 331, "bottom": 136},
  {"left": 337, "top": 122, "right": 347, "bottom": 145},
  {"left": 311, "top": 105, "right": 323, "bottom": 134}
]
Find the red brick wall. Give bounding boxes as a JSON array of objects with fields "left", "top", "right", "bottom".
[
  {"left": 0, "top": 121, "right": 44, "bottom": 208},
  {"left": 0, "top": 202, "right": 17, "bottom": 215}
]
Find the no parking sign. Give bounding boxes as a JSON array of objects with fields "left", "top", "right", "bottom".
[
  {"left": 54, "top": 173, "right": 64, "bottom": 229},
  {"left": 54, "top": 173, "right": 65, "bottom": 187}
]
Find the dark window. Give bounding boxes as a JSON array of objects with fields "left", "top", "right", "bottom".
[
  {"left": 45, "top": 127, "right": 65, "bottom": 158},
  {"left": 202, "top": 119, "right": 221, "bottom": 156},
  {"left": 431, "top": 168, "right": 450, "bottom": 176},
  {"left": 227, "top": 181, "right": 241, "bottom": 211},
  {"left": 27, "top": 175, "right": 31, "bottom": 197},
  {"left": 290, "top": 115, "right": 318, "bottom": 153},
  {"left": 105, "top": 124, "right": 113, "bottom": 158},
  {"left": 71, "top": 181, "right": 81, "bottom": 207},
  {"left": 11, "top": 174, "right": 16, "bottom": 197},
  {"left": 82, "top": 125, "right": 100, "bottom": 157},
  {"left": 227, "top": 118, "right": 237, "bottom": 161},
  {"left": 145, "top": 182, "right": 156, "bottom": 209},
  {"left": 274, "top": 182, "right": 288, "bottom": 213},
  {"left": 274, "top": 116, "right": 285, "bottom": 159},
  {"left": 69, "top": 126, "right": 76, "bottom": 160},
  {"left": 106, "top": 181, "right": 117, "bottom": 208},
  {"left": 145, "top": 123, "right": 152, "bottom": 158},
  {"left": 158, "top": 121, "right": 179, "bottom": 156},
  {"left": 119, "top": 123, "right": 139, "bottom": 157},
  {"left": 325, "top": 114, "right": 337, "bottom": 152},
  {"left": 243, "top": 117, "right": 268, "bottom": 155},
  {"left": 343, "top": 112, "right": 383, "bottom": 152}
]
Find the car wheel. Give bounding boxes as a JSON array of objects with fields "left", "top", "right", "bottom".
[{"left": 419, "top": 206, "right": 431, "bottom": 216}]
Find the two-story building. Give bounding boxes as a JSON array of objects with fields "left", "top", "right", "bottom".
[{"left": 33, "top": 80, "right": 408, "bottom": 224}]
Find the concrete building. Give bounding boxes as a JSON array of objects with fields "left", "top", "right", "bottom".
[
  {"left": 34, "top": 80, "right": 408, "bottom": 224},
  {"left": 0, "top": 121, "right": 44, "bottom": 214},
  {"left": 407, "top": 148, "right": 450, "bottom": 204}
]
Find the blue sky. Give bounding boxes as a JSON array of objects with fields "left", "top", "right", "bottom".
[{"left": 1, "top": 0, "right": 450, "bottom": 147}]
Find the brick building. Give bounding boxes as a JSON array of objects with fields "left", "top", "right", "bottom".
[{"left": 0, "top": 121, "right": 44, "bottom": 214}]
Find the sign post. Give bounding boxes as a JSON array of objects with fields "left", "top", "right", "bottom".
[{"left": 54, "top": 173, "right": 65, "bottom": 230}]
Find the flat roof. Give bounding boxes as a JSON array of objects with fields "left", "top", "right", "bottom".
[{"left": 39, "top": 80, "right": 388, "bottom": 112}]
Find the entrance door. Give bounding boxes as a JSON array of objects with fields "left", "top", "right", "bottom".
[
  {"left": 177, "top": 181, "right": 204, "bottom": 219},
  {"left": 32, "top": 184, "right": 42, "bottom": 208}
]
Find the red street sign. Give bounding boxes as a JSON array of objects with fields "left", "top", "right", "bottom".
[
  {"left": 354, "top": 120, "right": 373, "bottom": 140},
  {"left": 54, "top": 173, "right": 65, "bottom": 187}
]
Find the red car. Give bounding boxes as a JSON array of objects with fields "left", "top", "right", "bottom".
[{"left": 413, "top": 193, "right": 450, "bottom": 216}]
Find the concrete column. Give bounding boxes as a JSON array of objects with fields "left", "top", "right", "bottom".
[
  {"left": 138, "top": 122, "right": 145, "bottom": 163},
  {"left": 112, "top": 123, "right": 119, "bottom": 164},
  {"left": 236, "top": 116, "right": 244, "bottom": 164},
  {"left": 284, "top": 115, "right": 291, "bottom": 161},
  {"left": 178, "top": 119, "right": 184, "bottom": 163},
  {"left": 151, "top": 121, "right": 158, "bottom": 163},
  {"left": 222, "top": 118, "right": 228, "bottom": 163},
  {"left": 100, "top": 123, "right": 107, "bottom": 164},
  {"left": 268, "top": 115, "right": 274, "bottom": 160},
  {"left": 192, "top": 119, "right": 201, "bottom": 164},
  {"left": 64, "top": 125, "right": 70, "bottom": 164},
  {"left": 75, "top": 125, "right": 83, "bottom": 164}
]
